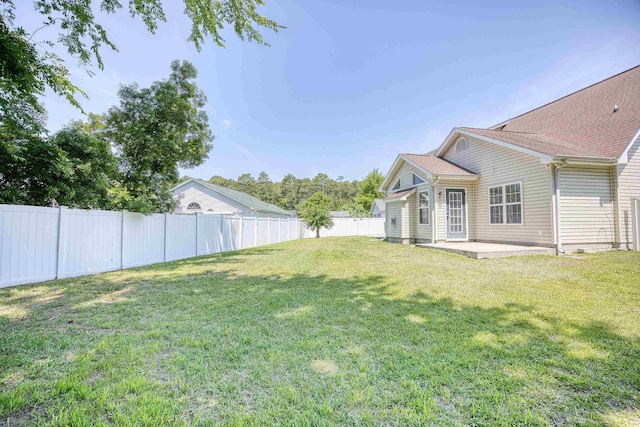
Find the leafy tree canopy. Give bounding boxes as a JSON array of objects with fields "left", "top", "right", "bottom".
[
  {"left": 355, "top": 168, "right": 385, "bottom": 212},
  {"left": 298, "top": 192, "right": 334, "bottom": 238}
]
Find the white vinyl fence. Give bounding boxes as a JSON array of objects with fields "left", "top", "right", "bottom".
[
  {"left": 0, "top": 204, "right": 385, "bottom": 288},
  {"left": 632, "top": 198, "right": 640, "bottom": 250}
]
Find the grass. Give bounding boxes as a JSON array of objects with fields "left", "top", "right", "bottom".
[{"left": 0, "top": 237, "right": 639, "bottom": 426}]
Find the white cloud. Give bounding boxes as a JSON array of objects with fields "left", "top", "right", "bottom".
[{"left": 221, "top": 119, "right": 232, "bottom": 126}]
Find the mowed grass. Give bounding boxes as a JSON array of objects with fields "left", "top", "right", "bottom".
[{"left": 1, "top": 238, "right": 639, "bottom": 426}]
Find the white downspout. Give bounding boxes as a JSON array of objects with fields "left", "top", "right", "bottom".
[
  {"left": 431, "top": 176, "right": 440, "bottom": 243},
  {"left": 554, "top": 161, "right": 568, "bottom": 254}
]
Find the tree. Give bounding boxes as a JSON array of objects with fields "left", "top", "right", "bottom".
[
  {"left": 299, "top": 192, "right": 334, "bottom": 238},
  {"left": 341, "top": 203, "right": 369, "bottom": 218},
  {"left": 0, "top": 124, "right": 117, "bottom": 208},
  {"left": 104, "top": 60, "right": 214, "bottom": 213},
  {"left": 355, "top": 168, "right": 385, "bottom": 212}
]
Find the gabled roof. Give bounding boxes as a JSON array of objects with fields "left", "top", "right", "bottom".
[
  {"left": 499, "top": 65, "right": 640, "bottom": 159},
  {"left": 330, "top": 210, "right": 351, "bottom": 218},
  {"left": 437, "top": 65, "right": 640, "bottom": 161},
  {"left": 402, "top": 154, "right": 477, "bottom": 176},
  {"left": 370, "top": 199, "right": 385, "bottom": 214},
  {"left": 174, "top": 179, "right": 292, "bottom": 216},
  {"left": 384, "top": 188, "right": 415, "bottom": 202},
  {"left": 379, "top": 153, "right": 477, "bottom": 191}
]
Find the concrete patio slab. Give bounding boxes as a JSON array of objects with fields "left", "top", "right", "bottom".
[{"left": 416, "top": 242, "right": 555, "bottom": 259}]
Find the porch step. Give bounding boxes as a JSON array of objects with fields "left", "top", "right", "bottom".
[{"left": 415, "top": 242, "right": 555, "bottom": 259}]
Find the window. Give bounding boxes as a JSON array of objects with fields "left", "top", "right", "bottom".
[
  {"left": 391, "top": 178, "right": 401, "bottom": 191},
  {"left": 187, "top": 202, "right": 201, "bottom": 210},
  {"left": 418, "top": 190, "right": 430, "bottom": 225},
  {"left": 412, "top": 172, "right": 425, "bottom": 185},
  {"left": 489, "top": 183, "right": 522, "bottom": 224},
  {"left": 455, "top": 137, "right": 469, "bottom": 153}
]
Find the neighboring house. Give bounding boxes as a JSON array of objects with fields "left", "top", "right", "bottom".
[
  {"left": 380, "top": 65, "right": 640, "bottom": 253},
  {"left": 173, "top": 179, "right": 293, "bottom": 218},
  {"left": 330, "top": 210, "right": 352, "bottom": 218},
  {"left": 370, "top": 199, "right": 385, "bottom": 218}
]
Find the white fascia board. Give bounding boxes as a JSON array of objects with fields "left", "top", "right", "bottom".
[
  {"left": 619, "top": 128, "right": 640, "bottom": 164},
  {"left": 379, "top": 154, "right": 404, "bottom": 192},
  {"left": 379, "top": 154, "right": 434, "bottom": 192},
  {"left": 452, "top": 128, "right": 555, "bottom": 164},
  {"left": 488, "top": 119, "right": 511, "bottom": 130},
  {"left": 434, "top": 129, "right": 459, "bottom": 157}
]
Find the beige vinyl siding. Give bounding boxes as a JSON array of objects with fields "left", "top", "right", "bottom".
[
  {"left": 385, "top": 201, "right": 404, "bottom": 239},
  {"left": 434, "top": 181, "right": 475, "bottom": 241},
  {"left": 559, "top": 166, "right": 615, "bottom": 245},
  {"left": 385, "top": 162, "right": 429, "bottom": 192},
  {"left": 442, "top": 135, "right": 553, "bottom": 245},
  {"left": 617, "top": 135, "right": 640, "bottom": 249},
  {"left": 414, "top": 185, "right": 433, "bottom": 241}
]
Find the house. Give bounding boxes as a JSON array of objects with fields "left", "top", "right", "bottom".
[
  {"left": 330, "top": 210, "right": 352, "bottom": 218},
  {"left": 172, "top": 179, "right": 293, "bottom": 218},
  {"left": 370, "top": 199, "right": 385, "bottom": 218},
  {"left": 380, "top": 65, "right": 640, "bottom": 253}
]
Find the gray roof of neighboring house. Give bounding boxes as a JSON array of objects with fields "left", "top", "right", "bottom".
[
  {"left": 176, "top": 179, "right": 292, "bottom": 216},
  {"left": 329, "top": 210, "right": 351, "bottom": 218},
  {"left": 371, "top": 199, "right": 385, "bottom": 213}
]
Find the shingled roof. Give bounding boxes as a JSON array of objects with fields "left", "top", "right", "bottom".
[
  {"left": 489, "top": 65, "right": 640, "bottom": 159},
  {"left": 402, "top": 154, "right": 477, "bottom": 176}
]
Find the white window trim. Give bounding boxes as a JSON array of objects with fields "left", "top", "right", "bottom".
[
  {"left": 187, "top": 202, "right": 202, "bottom": 210},
  {"left": 418, "top": 190, "right": 430, "bottom": 225},
  {"left": 487, "top": 181, "right": 524, "bottom": 225},
  {"left": 391, "top": 177, "right": 401, "bottom": 191},
  {"left": 455, "top": 137, "right": 469, "bottom": 153},
  {"left": 412, "top": 172, "right": 426, "bottom": 186}
]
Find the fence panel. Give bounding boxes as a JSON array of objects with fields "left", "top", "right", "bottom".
[
  {"left": 1, "top": 203, "right": 387, "bottom": 288},
  {"left": 242, "top": 218, "right": 257, "bottom": 248},
  {"left": 633, "top": 198, "right": 640, "bottom": 250},
  {"left": 256, "top": 218, "right": 270, "bottom": 246},
  {"left": 165, "top": 214, "right": 197, "bottom": 261},
  {"left": 198, "top": 215, "right": 223, "bottom": 255},
  {"left": 122, "top": 213, "right": 165, "bottom": 268},
  {"left": 0, "top": 205, "right": 59, "bottom": 287},
  {"left": 58, "top": 208, "right": 122, "bottom": 279}
]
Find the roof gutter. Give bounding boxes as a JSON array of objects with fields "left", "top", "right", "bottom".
[{"left": 554, "top": 156, "right": 618, "bottom": 165}]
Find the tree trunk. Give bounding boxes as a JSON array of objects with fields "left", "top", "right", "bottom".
[{"left": 316, "top": 227, "right": 320, "bottom": 238}]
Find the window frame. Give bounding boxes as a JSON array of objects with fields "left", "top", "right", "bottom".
[
  {"left": 186, "top": 202, "right": 202, "bottom": 210},
  {"left": 455, "top": 137, "right": 469, "bottom": 153},
  {"left": 487, "top": 181, "right": 523, "bottom": 225},
  {"left": 391, "top": 177, "right": 401, "bottom": 191},
  {"left": 412, "top": 172, "right": 426, "bottom": 186},
  {"left": 418, "top": 190, "right": 430, "bottom": 225}
]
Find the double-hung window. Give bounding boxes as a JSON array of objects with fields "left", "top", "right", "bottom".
[
  {"left": 489, "top": 183, "right": 522, "bottom": 224},
  {"left": 418, "top": 190, "right": 430, "bottom": 225}
]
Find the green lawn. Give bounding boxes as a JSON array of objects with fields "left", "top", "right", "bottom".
[{"left": 1, "top": 237, "right": 639, "bottom": 426}]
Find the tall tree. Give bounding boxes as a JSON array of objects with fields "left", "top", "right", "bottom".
[
  {"left": 105, "top": 60, "right": 213, "bottom": 213},
  {"left": 0, "top": 0, "right": 282, "bottom": 133},
  {"left": 355, "top": 169, "right": 385, "bottom": 212},
  {"left": 298, "top": 192, "right": 334, "bottom": 238}
]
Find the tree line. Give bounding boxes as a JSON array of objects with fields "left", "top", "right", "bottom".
[{"left": 182, "top": 169, "right": 385, "bottom": 216}]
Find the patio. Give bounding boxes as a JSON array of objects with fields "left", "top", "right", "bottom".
[{"left": 416, "top": 241, "right": 555, "bottom": 259}]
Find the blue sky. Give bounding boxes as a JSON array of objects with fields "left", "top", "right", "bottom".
[{"left": 16, "top": 0, "right": 640, "bottom": 181}]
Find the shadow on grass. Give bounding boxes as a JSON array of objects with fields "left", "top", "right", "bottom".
[{"left": 0, "top": 264, "right": 638, "bottom": 425}]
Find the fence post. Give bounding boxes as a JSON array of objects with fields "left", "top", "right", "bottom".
[
  {"left": 278, "top": 217, "right": 281, "bottom": 243},
  {"left": 254, "top": 216, "right": 258, "bottom": 247},
  {"left": 120, "top": 211, "right": 125, "bottom": 270},
  {"left": 164, "top": 213, "right": 168, "bottom": 262},
  {"left": 195, "top": 213, "right": 200, "bottom": 256},
  {"left": 55, "top": 207, "right": 65, "bottom": 279},
  {"left": 267, "top": 216, "right": 271, "bottom": 244}
]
